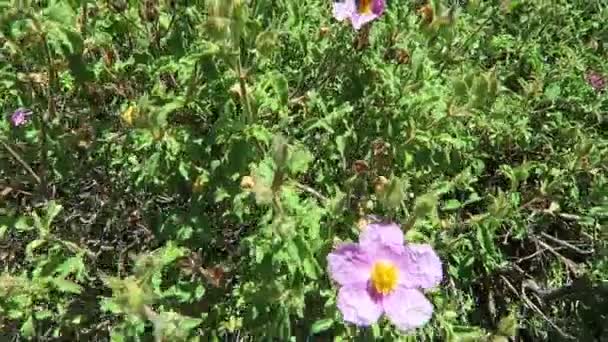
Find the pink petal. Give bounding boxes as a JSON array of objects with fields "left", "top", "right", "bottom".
[
  {"left": 337, "top": 285, "right": 383, "bottom": 326},
  {"left": 400, "top": 244, "right": 443, "bottom": 289},
  {"left": 360, "top": 222, "right": 404, "bottom": 248},
  {"left": 382, "top": 287, "right": 434, "bottom": 331},
  {"left": 372, "top": 0, "right": 385, "bottom": 15},
  {"left": 327, "top": 243, "right": 372, "bottom": 286},
  {"left": 333, "top": 0, "right": 356, "bottom": 21},
  {"left": 350, "top": 12, "right": 378, "bottom": 30}
]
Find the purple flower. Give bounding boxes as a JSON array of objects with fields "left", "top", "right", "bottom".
[
  {"left": 333, "top": 0, "right": 386, "bottom": 31},
  {"left": 586, "top": 71, "right": 606, "bottom": 92},
  {"left": 9, "top": 108, "right": 33, "bottom": 127},
  {"left": 327, "top": 222, "right": 442, "bottom": 331}
]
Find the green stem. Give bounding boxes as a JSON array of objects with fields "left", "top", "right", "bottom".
[
  {"left": 80, "top": 0, "right": 88, "bottom": 38},
  {"left": 40, "top": 36, "right": 56, "bottom": 195},
  {"left": 236, "top": 53, "right": 255, "bottom": 123}
]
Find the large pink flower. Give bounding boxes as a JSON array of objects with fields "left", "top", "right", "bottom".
[
  {"left": 327, "top": 222, "right": 442, "bottom": 331},
  {"left": 333, "top": 0, "right": 386, "bottom": 31}
]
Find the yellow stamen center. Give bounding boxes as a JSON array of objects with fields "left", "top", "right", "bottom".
[
  {"left": 357, "top": 0, "right": 373, "bottom": 14},
  {"left": 370, "top": 261, "right": 399, "bottom": 295}
]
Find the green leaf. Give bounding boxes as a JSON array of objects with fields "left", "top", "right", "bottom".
[
  {"left": 44, "top": 200, "right": 63, "bottom": 230},
  {"left": 411, "top": 48, "right": 425, "bottom": 80},
  {"left": 487, "top": 70, "right": 498, "bottom": 96},
  {"left": 256, "top": 30, "right": 279, "bottom": 57},
  {"left": 443, "top": 199, "right": 462, "bottom": 210},
  {"left": 26, "top": 239, "right": 47, "bottom": 257},
  {"left": 472, "top": 75, "right": 489, "bottom": 107},
  {"left": 310, "top": 318, "right": 334, "bottom": 334},
  {"left": 51, "top": 277, "right": 83, "bottom": 294},
  {"left": 158, "top": 242, "right": 186, "bottom": 266},
  {"left": 453, "top": 79, "right": 468, "bottom": 100},
  {"left": 490, "top": 336, "right": 509, "bottom": 342},
  {"left": 56, "top": 255, "right": 86, "bottom": 280},
  {"left": 67, "top": 53, "right": 94, "bottom": 83},
  {"left": 154, "top": 98, "right": 185, "bottom": 127},
  {"left": 43, "top": 1, "right": 76, "bottom": 25},
  {"left": 270, "top": 72, "right": 289, "bottom": 108},
  {"left": 381, "top": 177, "right": 405, "bottom": 209},
  {"left": 14, "top": 217, "right": 33, "bottom": 232},
  {"left": 544, "top": 83, "right": 561, "bottom": 101},
  {"left": 287, "top": 146, "right": 313, "bottom": 175},
  {"left": 414, "top": 193, "right": 438, "bottom": 218},
  {"left": 497, "top": 312, "right": 518, "bottom": 337},
  {"left": 21, "top": 316, "right": 35, "bottom": 337}
]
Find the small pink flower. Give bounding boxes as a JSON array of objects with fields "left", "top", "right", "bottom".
[
  {"left": 586, "top": 71, "right": 606, "bottom": 92},
  {"left": 327, "top": 222, "right": 442, "bottom": 331},
  {"left": 9, "top": 108, "right": 33, "bottom": 127},
  {"left": 333, "top": 0, "right": 386, "bottom": 31}
]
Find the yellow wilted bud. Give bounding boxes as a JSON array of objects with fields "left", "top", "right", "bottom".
[
  {"left": 374, "top": 176, "right": 389, "bottom": 195},
  {"left": 319, "top": 26, "right": 330, "bottom": 38},
  {"left": 152, "top": 128, "right": 165, "bottom": 140},
  {"left": 357, "top": 216, "right": 369, "bottom": 231},
  {"left": 240, "top": 175, "right": 255, "bottom": 190},
  {"left": 121, "top": 105, "right": 136, "bottom": 126},
  {"left": 193, "top": 175, "right": 208, "bottom": 193}
]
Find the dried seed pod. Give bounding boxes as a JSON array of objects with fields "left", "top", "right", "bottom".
[
  {"left": 418, "top": 4, "right": 434, "bottom": 24},
  {"left": 353, "top": 160, "right": 369, "bottom": 174},
  {"left": 374, "top": 176, "right": 389, "bottom": 195}
]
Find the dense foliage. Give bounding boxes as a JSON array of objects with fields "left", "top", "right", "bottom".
[{"left": 1, "top": 0, "right": 607, "bottom": 340}]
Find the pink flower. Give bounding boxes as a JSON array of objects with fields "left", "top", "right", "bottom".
[
  {"left": 333, "top": 0, "right": 386, "bottom": 31},
  {"left": 327, "top": 222, "right": 442, "bottom": 331},
  {"left": 9, "top": 108, "right": 33, "bottom": 127},
  {"left": 586, "top": 71, "right": 606, "bottom": 92}
]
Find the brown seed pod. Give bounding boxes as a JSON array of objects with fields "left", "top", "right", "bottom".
[
  {"left": 418, "top": 4, "right": 434, "bottom": 24},
  {"left": 353, "top": 160, "right": 369, "bottom": 174}
]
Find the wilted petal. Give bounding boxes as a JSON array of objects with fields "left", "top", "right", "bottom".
[
  {"left": 333, "top": 0, "right": 356, "bottom": 21},
  {"left": 337, "top": 285, "right": 383, "bottom": 326},
  {"left": 327, "top": 243, "right": 372, "bottom": 286},
  {"left": 400, "top": 244, "right": 443, "bottom": 289},
  {"left": 382, "top": 287, "right": 433, "bottom": 331},
  {"left": 360, "top": 222, "right": 404, "bottom": 248}
]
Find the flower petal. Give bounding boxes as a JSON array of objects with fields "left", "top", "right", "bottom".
[
  {"left": 382, "top": 287, "right": 433, "bottom": 331},
  {"left": 327, "top": 243, "right": 372, "bottom": 286},
  {"left": 350, "top": 12, "right": 378, "bottom": 30},
  {"left": 372, "top": 0, "right": 385, "bottom": 15},
  {"left": 333, "top": 0, "right": 356, "bottom": 21},
  {"left": 337, "top": 285, "right": 383, "bottom": 326},
  {"left": 360, "top": 222, "right": 404, "bottom": 248},
  {"left": 400, "top": 244, "right": 443, "bottom": 289}
]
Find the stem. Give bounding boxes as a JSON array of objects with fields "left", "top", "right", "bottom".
[
  {"left": 271, "top": 168, "right": 285, "bottom": 217},
  {"left": 293, "top": 182, "right": 328, "bottom": 204},
  {"left": 236, "top": 53, "right": 255, "bottom": 123},
  {"left": 40, "top": 34, "right": 56, "bottom": 197},
  {"left": 80, "top": 0, "right": 88, "bottom": 38},
  {"left": 0, "top": 139, "right": 41, "bottom": 184}
]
